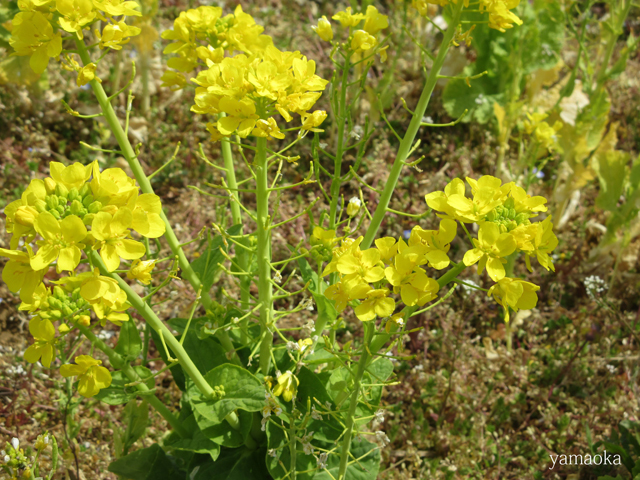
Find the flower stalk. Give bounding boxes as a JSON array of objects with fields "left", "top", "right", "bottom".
[{"left": 362, "top": 0, "right": 465, "bottom": 249}]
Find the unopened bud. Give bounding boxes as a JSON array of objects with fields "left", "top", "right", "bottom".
[
  {"left": 15, "top": 206, "right": 38, "bottom": 226},
  {"left": 346, "top": 197, "right": 361, "bottom": 216},
  {"left": 68, "top": 187, "right": 79, "bottom": 201},
  {"left": 55, "top": 184, "right": 69, "bottom": 199},
  {"left": 70, "top": 199, "right": 84, "bottom": 215},
  {"left": 78, "top": 315, "right": 91, "bottom": 327},
  {"left": 59, "top": 324, "right": 71, "bottom": 334},
  {"left": 88, "top": 201, "right": 103, "bottom": 214},
  {"left": 82, "top": 194, "right": 95, "bottom": 208},
  {"left": 44, "top": 178, "right": 57, "bottom": 194}
]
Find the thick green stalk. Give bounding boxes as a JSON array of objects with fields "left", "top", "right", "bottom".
[
  {"left": 255, "top": 137, "right": 274, "bottom": 375},
  {"left": 336, "top": 322, "right": 374, "bottom": 480},
  {"left": 329, "top": 58, "right": 351, "bottom": 228},
  {"left": 361, "top": 0, "right": 465, "bottom": 249},
  {"left": 88, "top": 251, "right": 216, "bottom": 398},
  {"left": 289, "top": 415, "right": 297, "bottom": 480},
  {"left": 220, "top": 132, "right": 251, "bottom": 342},
  {"left": 75, "top": 323, "right": 189, "bottom": 438},
  {"left": 74, "top": 37, "right": 239, "bottom": 365}
]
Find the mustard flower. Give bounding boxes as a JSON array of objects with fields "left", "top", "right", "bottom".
[
  {"left": 23, "top": 317, "right": 56, "bottom": 368},
  {"left": 0, "top": 247, "right": 46, "bottom": 301},
  {"left": 354, "top": 288, "right": 395, "bottom": 322},
  {"left": 76, "top": 63, "right": 100, "bottom": 86},
  {"left": 96, "top": 21, "right": 141, "bottom": 50},
  {"left": 375, "top": 237, "right": 398, "bottom": 263},
  {"left": 91, "top": 164, "right": 138, "bottom": 206},
  {"left": 60, "top": 355, "right": 112, "bottom": 398},
  {"left": 128, "top": 193, "right": 166, "bottom": 238},
  {"left": 488, "top": 277, "right": 539, "bottom": 323},
  {"left": 346, "top": 197, "right": 361, "bottom": 217},
  {"left": 217, "top": 97, "right": 259, "bottom": 138},
  {"left": 273, "top": 371, "right": 298, "bottom": 402},
  {"left": 50, "top": 161, "right": 93, "bottom": 190},
  {"left": 336, "top": 246, "right": 385, "bottom": 284},
  {"left": 363, "top": 6, "right": 388, "bottom": 36},
  {"left": 92, "top": 0, "right": 142, "bottom": 17},
  {"left": 425, "top": 178, "right": 466, "bottom": 221},
  {"left": 463, "top": 222, "right": 516, "bottom": 281},
  {"left": 31, "top": 212, "right": 87, "bottom": 273},
  {"left": 91, "top": 209, "right": 146, "bottom": 271},
  {"left": 332, "top": 7, "right": 365, "bottom": 28},
  {"left": 525, "top": 216, "right": 558, "bottom": 272},
  {"left": 409, "top": 218, "right": 457, "bottom": 270},
  {"left": 127, "top": 259, "right": 156, "bottom": 285},
  {"left": 312, "top": 16, "right": 333, "bottom": 42},
  {"left": 300, "top": 110, "right": 327, "bottom": 132},
  {"left": 351, "top": 30, "right": 377, "bottom": 54},
  {"left": 252, "top": 118, "right": 285, "bottom": 139},
  {"left": 311, "top": 227, "right": 337, "bottom": 249},
  {"left": 56, "top": 0, "right": 96, "bottom": 39},
  {"left": 9, "top": 11, "right": 63, "bottom": 74}
]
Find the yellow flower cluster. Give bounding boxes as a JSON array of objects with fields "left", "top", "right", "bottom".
[
  {"left": 411, "top": 0, "right": 523, "bottom": 33},
  {"left": 323, "top": 218, "right": 455, "bottom": 322},
  {"left": 426, "top": 175, "right": 557, "bottom": 320},
  {"left": 312, "top": 6, "right": 389, "bottom": 62},
  {"left": 1, "top": 161, "right": 163, "bottom": 396},
  {"left": 7, "top": 0, "right": 142, "bottom": 74},
  {"left": 162, "top": 6, "right": 329, "bottom": 141},
  {"left": 524, "top": 112, "right": 563, "bottom": 151}
]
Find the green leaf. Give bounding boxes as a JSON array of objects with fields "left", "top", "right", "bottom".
[
  {"left": 315, "top": 438, "right": 381, "bottom": 480},
  {"left": 296, "top": 367, "right": 342, "bottom": 442},
  {"left": 95, "top": 366, "right": 155, "bottom": 405},
  {"left": 108, "top": 444, "right": 184, "bottom": 480},
  {"left": 189, "top": 364, "right": 265, "bottom": 425},
  {"left": 120, "top": 400, "right": 149, "bottom": 456},
  {"left": 194, "top": 408, "right": 253, "bottom": 448},
  {"left": 191, "top": 447, "right": 270, "bottom": 480},
  {"left": 594, "top": 150, "right": 630, "bottom": 212},
  {"left": 167, "top": 431, "right": 221, "bottom": 460},
  {"left": 115, "top": 317, "right": 142, "bottom": 360},
  {"left": 191, "top": 224, "right": 242, "bottom": 294},
  {"left": 298, "top": 258, "right": 338, "bottom": 329}
]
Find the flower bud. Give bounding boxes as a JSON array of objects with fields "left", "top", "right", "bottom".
[
  {"left": 83, "top": 213, "right": 95, "bottom": 225},
  {"left": 50, "top": 309, "right": 63, "bottom": 319},
  {"left": 312, "top": 16, "right": 333, "bottom": 41},
  {"left": 88, "top": 201, "right": 103, "bottom": 214},
  {"left": 46, "top": 195, "right": 59, "bottom": 209},
  {"left": 82, "top": 194, "right": 95, "bottom": 208},
  {"left": 68, "top": 187, "right": 79, "bottom": 201},
  {"left": 346, "top": 197, "right": 361, "bottom": 216},
  {"left": 55, "top": 183, "right": 69, "bottom": 199},
  {"left": 62, "top": 305, "right": 74, "bottom": 317},
  {"left": 53, "top": 286, "right": 66, "bottom": 300},
  {"left": 50, "top": 209, "right": 61, "bottom": 219},
  {"left": 44, "top": 178, "right": 57, "bottom": 194},
  {"left": 48, "top": 297, "right": 61, "bottom": 310},
  {"left": 70, "top": 199, "right": 84, "bottom": 216},
  {"left": 78, "top": 315, "right": 91, "bottom": 327},
  {"left": 79, "top": 183, "right": 91, "bottom": 197},
  {"left": 59, "top": 324, "right": 71, "bottom": 334},
  {"left": 34, "top": 199, "right": 47, "bottom": 213}
]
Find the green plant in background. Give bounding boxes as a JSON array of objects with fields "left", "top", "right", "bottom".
[
  {"left": 0, "top": 0, "right": 560, "bottom": 479},
  {"left": 1, "top": 433, "right": 59, "bottom": 480}
]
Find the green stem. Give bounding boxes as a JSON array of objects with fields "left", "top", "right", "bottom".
[
  {"left": 289, "top": 413, "right": 297, "bottom": 480},
  {"left": 141, "top": 51, "right": 150, "bottom": 115},
  {"left": 74, "top": 37, "right": 240, "bottom": 365},
  {"left": 88, "top": 250, "right": 214, "bottom": 399},
  {"left": 329, "top": 57, "right": 351, "bottom": 228},
  {"left": 221, "top": 131, "right": 251, "bottom": 342},
  {"left": 75, "top": 323, "right": 189, "bottom": 438},
  {"left": 336, "top": 322, "right": 374, "bottom": 480},
  {"left": 255, "top": 137, "right": 274, "bottom": 375},
  {"left": 361, "top": 0, "right": 465, "bottom": 249}
]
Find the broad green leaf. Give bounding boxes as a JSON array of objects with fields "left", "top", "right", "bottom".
[
  {"left": 121, "top": 400, "right": 149, "bottom": 456},
  {"left": 296, "top": 367, "right": 342, "bottom": 442},
  {"left": 315, "top": 438, "right": 381, "bottom": 480},
  {"left": 168, "top": 431, "right": 220, "bottom": 460},
  {"left": 115, "top": 317, "right": 142, "bottom": 360},
  {"left": 108, "top": 444, "right": 184, "bottom": 480},
  {"left": 189, "top": 364, "right": 265, "bottom": 425},
  {"left": 96, "top": 366, "right": 155, "bottom": 405},
  {"left": 193, "top": 408, "right": 253, "bottom": 448},
  {"left": 594, "top": 150, "right": 629, "bottom": 212},
  {"left": 191, "top": 447, "right": 270, "bottom": 480}
]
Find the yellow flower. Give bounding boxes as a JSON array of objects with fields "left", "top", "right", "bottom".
[
  {"left": 31, "top": 212, "right": 87, "bottom": 273},
  {"left": 425, "top": 178, "right": 466, "bottom": 221},
  {"left": 90, "top": 209, "right": 146, "bottom": 271},
  {"left": 484, "top": 0, "right": 523, "bottom": 32},
  {"left": 310, "top": 227, "right": 337, "bottom": 249},
  {"left": 447, "top": 176, "right": 509, "bottom": 223},
  {"left": 346, "top": 197, "right": 361, "bottom": 217},
  {"left": 50, "top": 161, "right": 93, "bottom": 191},
  {"left": 385, "top": 313, "right": 405, "bottom": 333},
  {"left": 354, "top": 288, "right": 395, "bottom": 322},
  {"left": 488, "top": 277, "right": 539, "bottom": 323},
  {"left": 0, "top": 248, "right": 46, "bottom": 301},
  {"left": 524, "top": 216, "right": 558, "bottom": 272},
  {"left": 67, "top": 268, "right": 123, "bottom": 306},
  {"left": 336, "top": 246, "right": 385, "bottom": 284},
  {"left": 90, "top": 164, "right": 138, "bottom": 206},
  {"left": 363, "top": 6, "right": 388, "bottom": 36},
  {"left": 332, "top": 7, "right": 365, "bottom": 28},
  {"left": 91, "top": 288, "right": 130, "bottom": 326},
  {"left": 300, "top": 110, "right": 327, "bottom": 133},
  {"left": 408, "top": 218, "right": 457, "bottom": 270},
  {"left": 92, "top": 0, "right": 142, "bottom": 17},
  {"left": 217, "top": 97, "right": 259, "bottom": 137},
  {"left": 463, "top": 222, "right": 516, "bottom": 281},
  {"left": 127, "top": 192, "right": 166, "bottom": 238},
  {"left": 56, "top": 0, "right": 96, "bottom": 39},
  {"left": 351, "top": 30, "right": 377, "bottom": 53},
  {"left": 324, "top": 280, "right": 369, "bottom": 312},
  {"left": 375, "top": 237, "right": 398, "bottom": 263},
  {"left": 23, "top": 317, "right": 56, "bottom": 367},
  {"left": 60, "top": 355, "right": 112, "bottom": 397},
  {"left": 127, "top": 258, "right": 155, "bottom": 285},
  {"left": 96, "top": 21, "right": 141, "bottom": 50},
  {"left": 252, "top": 118, "right": 285, "bottom": 139},
  {"left": 273, "top": 370, "right": 298, "bottom": 402},
  {"left": 312, "top": 16, "right": 333, "bottom": 42},
  {"left": 77, "top": 63, "right": 100, "bottom": 86},
  {"left": 9, "top": 11, "right": 62, "bottom": 74}
]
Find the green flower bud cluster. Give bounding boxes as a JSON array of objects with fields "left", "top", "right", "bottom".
[
  {"left": 39, "top": 286, "right": 89, "bottom": 324},
  {"left": 39, "top": 183, "right": 103, "bottom": 225},
  {"left": 212, "top": 385, "right": 226, "bottom": 400},
  {"left": 485, "top": 198, "right": 531, "bottom": 233}
]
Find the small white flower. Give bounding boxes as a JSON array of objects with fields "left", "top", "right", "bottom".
[
  {"left": 475, "top": 94, "right": 485, "bottom": 105},
  {"left": 11, "top": 437, "right": 19, "bottom": 450},
  {"left": 286, "top": 341, "right": 300, "bottom": 352},
  {"left": 268, "top": 449, "right": 278, "bottom": 458},
  {"left": 422, "top": 116, "right": 434, "bottom": 124},
  {"left": 375, "top": 431, "right": 390, "bottom": 446},
  {"left": 3, "top": 455, "right": 10, "bottom": 463},
  {"left": 300, "top": 431, "right": 315, "bottom": 455},
  {"left": 301, "top": 320, "right": 315, "bottom": 338},
  {"left": 374, "top": 409, "right": 385, "bottom": 423},
  {"left": 274, "top": 270, "right": 283, "bottom": 283},
  {"left": 584, "top": 275, "right": 607, "bottom": 299},
  {"left": 311, "top": 405, "right": 322, "bottom": 420},
  {"left": 317, "top": 452, "right": 329, "bottom": 469}
]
